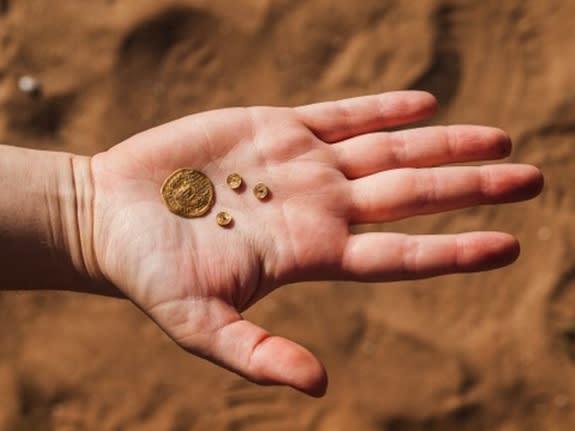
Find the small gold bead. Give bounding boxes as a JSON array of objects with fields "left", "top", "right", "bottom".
[
  {"left": 216, "top": 211, "right": 233, "bottom": 227},
  {"left": 226, "top": 173, "right": 243, "bottom": 190},
  {"left": 253, "top": 183, "right": 270, "bottom": 200}
]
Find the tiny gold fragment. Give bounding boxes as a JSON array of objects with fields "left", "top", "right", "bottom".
[
  {"left": 253, "top": 182, "right": 269, "bottom": 200},
  {"left": 226, "top": 173, "right": 243, "bottom": 190},
  {"left": 161, "top": 168, "right": 215, "bottom": 218},
  {"left": 216, "top": 211, "right": 233, "bottom": 227}
]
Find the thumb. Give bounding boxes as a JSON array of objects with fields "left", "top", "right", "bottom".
[{"left": 208, "top": 319, "right": 328, "bottom": 397}]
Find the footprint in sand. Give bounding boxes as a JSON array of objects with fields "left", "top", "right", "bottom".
[{"left": 108, "top": 6, "right": 246, "bottom": 142}]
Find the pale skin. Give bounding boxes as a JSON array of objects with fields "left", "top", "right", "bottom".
[{"left": 0, "top": 91, "right": 543, "bottom": 397}]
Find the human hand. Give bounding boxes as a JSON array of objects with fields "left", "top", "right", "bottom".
[{"left": 87, "top": 91, "right": 542, "bottom": 396}]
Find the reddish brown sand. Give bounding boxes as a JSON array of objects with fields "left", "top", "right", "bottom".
[{"left": 1, "top": 1, "right": 575, "bottom": 430}]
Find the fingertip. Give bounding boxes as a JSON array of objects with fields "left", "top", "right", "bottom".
[
  {"left": 494, "top": 232, "right": 521, "bottom": 266},
  {"left": 509, "top": 238, "right": 521, "bottom": 264},
  {"left": 267, "top": 337, "right": 327, "bottom": 398},
  {"left": 412, "top": 90, "right": 439, "bottom": 110},
  {"left": 280, "top": 343, "right": 328, "bottom": 397},
  {"left": 419, "top": 92, "right": 440, "bottom": 117},
  {"left": 488, "top": 164, "right": 544, "bottom": 202},
  {"left": 493, "top": 128, "right": 513, "bottom": 158},
  {"left": 448, "top": 125, "right": 512, "bottom": 161},
  {"left": 528, "top": 165, "right": 545, "bottom": 196},
  {"left": 398, "top": 89, "right": 438, "bottom": 103},
  {"left": 252, "top": 336, "right": 328, "bottom": 397},
  {"left": 470, "top": 126, "right": 511, "bottom": 158},
  {"left": 464, "top": 231, "right": 520, "bottom": 270},
  {"left": 389, "top": 90, "right": 439, "bottom": 120},
  {"left": 300, "top": 357, "right": 328, "bottom": 398},
  {"left": 513, "top": 164, "right": 545, "bottom": 199}
]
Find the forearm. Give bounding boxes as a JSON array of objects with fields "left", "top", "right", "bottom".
[{"left": 0, "top": 145, "right": 119, "bottom": 296}]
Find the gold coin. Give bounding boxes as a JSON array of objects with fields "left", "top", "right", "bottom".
[
  {"left": 253, "top": 182, "right": 270, "bottom": 200},
  {"left": 161, "top": 168, "right": 215, "bottom": 218},
  {"left": 226, "top": 173, "right": 243, "bottom": 190},
  {"left": 216, "top": 211, "right": 233, "bottom": 227}
]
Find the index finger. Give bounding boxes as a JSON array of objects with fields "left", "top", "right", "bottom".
[{"left": 296, "top": 91, "right": 438, "bottom": 143}]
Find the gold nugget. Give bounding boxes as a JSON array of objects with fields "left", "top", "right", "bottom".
[
  {"left": 253, "top": 182, "right": 270, "bottom": 200},
  {"left": 161, "top": 168, "right": 215, "bottom": 218},
  {"left": 216, "top": 211, "right": 233, "bottom": 227},
  {"left": 226, "top": 173, "right": 243, "bottom": 190}
]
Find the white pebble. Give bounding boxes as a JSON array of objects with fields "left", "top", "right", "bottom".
[{"left": 17, "top": 75, "right": 41, "bottom": 95}]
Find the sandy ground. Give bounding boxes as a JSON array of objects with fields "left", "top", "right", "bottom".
[{"left": 1, "top": 1, "right": 575, "bottom": 430}]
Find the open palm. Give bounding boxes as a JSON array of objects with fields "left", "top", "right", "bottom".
[{"left": 89, "top": 91, "right": 542, "bottom": 396}]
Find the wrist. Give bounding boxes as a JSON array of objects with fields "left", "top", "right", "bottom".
[
  {"left": 0, "top": 145, "right": 119, "bottom": 296},
  {"left": 64, "top": 154, "right": 121, "bottom": 296}
]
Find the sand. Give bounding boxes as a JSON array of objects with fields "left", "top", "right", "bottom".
[{"left": 1, "top": 1, "right": 575, "bottom": 429}]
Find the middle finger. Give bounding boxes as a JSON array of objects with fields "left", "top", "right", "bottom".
[{"left": 334, "top": 125, "right": 512, "bottom": 179}]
